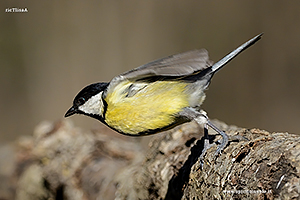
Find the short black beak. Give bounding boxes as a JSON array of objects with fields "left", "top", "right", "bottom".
[{"left": 65, "top": 106, "right": 77, "bottom": 117}]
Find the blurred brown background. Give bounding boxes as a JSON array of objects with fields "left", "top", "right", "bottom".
[{"left": 0, "top": 1, "right": 300, "bottom": 145}]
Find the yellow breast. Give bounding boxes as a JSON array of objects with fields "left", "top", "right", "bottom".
[{"left": 104, "top": 80, "right": 190, "bottom": 135}]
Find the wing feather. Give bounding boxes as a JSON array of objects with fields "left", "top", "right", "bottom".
[
  {"left": 120, "top": 49, "right": 212, "bottom": 80},
  {"left": 106, "top": 49, "right": 213, "bottom": 96}
]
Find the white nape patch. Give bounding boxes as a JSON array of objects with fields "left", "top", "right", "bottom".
[{"left": 78, "top": 92, "right": 104, "bottom": 116}]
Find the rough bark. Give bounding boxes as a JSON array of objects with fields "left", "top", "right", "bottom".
[{"left": 0, "top": 119, "right": 299, "bottom": 200}]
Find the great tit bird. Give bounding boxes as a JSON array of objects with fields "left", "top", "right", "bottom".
[{"left": 65, "top": 33, "right": 262, "bottom": 154}]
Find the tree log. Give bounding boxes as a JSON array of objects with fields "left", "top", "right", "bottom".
[{"left": 0, "top": 119, "right": 299, "bottom": 200}]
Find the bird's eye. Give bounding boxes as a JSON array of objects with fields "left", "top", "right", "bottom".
[{"left": 77, "top": 97, "right": 86, "bottom": 105}]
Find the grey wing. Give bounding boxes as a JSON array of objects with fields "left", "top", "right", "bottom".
[
  {"left": 105, "top": 49, "right": 213, "bottom": 96},
  {"left": 119, "top": 49, "right": 213, "bottom": 80}
]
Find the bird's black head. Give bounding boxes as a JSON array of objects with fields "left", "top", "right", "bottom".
[{"left": 65, "top": 82, "right": 109, "bottom": 119}]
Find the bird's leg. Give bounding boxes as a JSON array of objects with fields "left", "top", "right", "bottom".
[
  {"left": 205, "top": 117, "right": 229, "bottom": 155},
  {"left": 181, "top": 108, "right": 231, "bottom": 156},
  {"left": 198, "top": 120, "right": 214, "bottom": 160},
  {"left": 193, "top": 110, "right": 228, "bottom": 156}
]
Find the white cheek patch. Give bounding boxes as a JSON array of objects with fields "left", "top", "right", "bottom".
[{"left": 79, "top": 92, "right": 104, "bottom": 116}]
